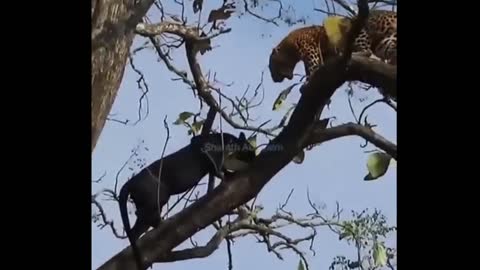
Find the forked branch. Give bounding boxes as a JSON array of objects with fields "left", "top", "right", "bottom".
[{"left": 137, "top": 20, "right": 275, "bottom": 136}]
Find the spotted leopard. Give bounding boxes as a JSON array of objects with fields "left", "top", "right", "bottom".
[
  {"left": 268, "top": 25, "right": 335, "bottom": 83},
  {"left": 268, "top": 9, "right": 397, "bottom": 84}
]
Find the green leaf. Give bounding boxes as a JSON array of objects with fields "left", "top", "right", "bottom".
[
  {"left": 364, "top": 152, "right": 392, "bottom": 181},
  {"left": 190, "top": 120, "right": 205, "bottom": 135},
  {"left": 247, "top": 135, "right": 262, "bottom": 155},
  {"left": 339, "top": 221, "right": 355, "bottom": 240},
  {"left": 272, "top": 83, "right": 297, "bottom": 111},
  {"left": 373, "top": 241, "right": 388, "bottom": 267},
  {"left": 248, "top": 135, "right": 257, "bottom": 149},
  {"left": 272, "top": 91, "right": 287, "bottom": 111},
  {"left": 389, "top": 158, "right": 397, "bottom": 168},
  {"left": 173, "top": 112, "right": 195, "bottom": 125},
  {"left": 297, "top": 259, "right": 305, "bottom": 270}
]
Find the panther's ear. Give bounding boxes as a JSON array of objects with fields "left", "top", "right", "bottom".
[{"left": 238, "top": 132, "right": 246, "bottom": 141}]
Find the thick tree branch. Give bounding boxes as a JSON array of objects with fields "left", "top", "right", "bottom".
[
  {"left": 306, "top": 123, "right": 397, "bottom": 160},
  {"left": 97, "top": 2, "right": 372, "bottom": 269},
  {"left": 201, "top": 107, "right": 217, "bottom": 136},
  {"left": 369, "top": 0, "right": 397, "bottom": 5},
  {"left": 346, "top": 56, "right": 397, "bottom": 99},
  {"left": 135, "top": 21, "right": 230, "bottom": 42}
]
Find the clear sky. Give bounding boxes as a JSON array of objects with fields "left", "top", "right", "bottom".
[{"left": 91, "top": 1, "right": 397, "bottom": 269}]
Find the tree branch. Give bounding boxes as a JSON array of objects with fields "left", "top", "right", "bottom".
[
  {"left": 149, "top": 36, "right": 195, "bottom": 86},
  {"left": 154, "top": 211, "right": 252, "bottom": 262},
  {"left": 369, "top": 0, "right": 397, "bottom": 6},
  {"left": 135, "top": 21, "right": 230, "bottom": 42},
  {"left": 183, "top": 31, "right": 276, "bottom": 136},
  {"left": 346, "top": 56, "right": 397, "bottom": 100},
  {"left": 202, "top": 107, "right": 217, "bottom": 194},
  {"left": 306, "top": 122, "right": 397, "bottom": 160},
  {"left": 137, "top": 20, "right": 274, "bottom": 136},
  {"left": 92, "top": 194, "right": 125, "bottom": 239}
]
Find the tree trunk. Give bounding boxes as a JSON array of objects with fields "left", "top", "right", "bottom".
[{"left": 91, "top": 0, "right": 154, "bottom": 153}]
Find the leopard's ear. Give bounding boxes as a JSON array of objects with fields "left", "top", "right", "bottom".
[{"left": 272, "top": 47, "right": 280, "bottom": 54}]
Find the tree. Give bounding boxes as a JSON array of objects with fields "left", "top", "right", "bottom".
[
  {"left": 92, "top": 0, "right": 397, "bottom": 269},
  {"left": 92, "top": 0, "right": 155, "bottom": 152}
]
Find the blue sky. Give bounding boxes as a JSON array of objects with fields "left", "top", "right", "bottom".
[{"left": 92, "top": 1, "right": 396, "bottom": 269}]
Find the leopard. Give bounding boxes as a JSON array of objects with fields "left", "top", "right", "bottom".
[
  {"left": 268, "top": 10, "right": 396, "bottom": 151},
  {"left": 339, "top": 9, "right": 397, "bottom": 65},
  {"left": 268, "top": 9, "right": 397, "bottom": 84},
  {"left": 268, "top": 25, "right": 335, "bottom": 83}
]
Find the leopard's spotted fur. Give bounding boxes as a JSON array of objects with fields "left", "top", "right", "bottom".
[{"left": 268, "top": 10, "right": 397, "bottom": 83}]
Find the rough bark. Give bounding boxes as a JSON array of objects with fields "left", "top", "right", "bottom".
[
  {"left": 91, "top": 0, "right": 155, "bottom": 153},
  {"left": 347, "top": 56, "right": 397, "bottom": 99}
]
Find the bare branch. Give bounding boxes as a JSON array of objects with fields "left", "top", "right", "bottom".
[
  {"left": 280, "top": 189, "right": 294, "bottom": 210},
  {"left": 92, "top": 194, "right": 125, "bottom": 239},
  {"left": 149, "top": 36, "right": 195, "bottom": 87},
  {"left": 183, "top": 32, "right": 276, "bottom": 136},
  {"left": 128, "top": 54, "right": 150, "bottom": 125},
  {"left": 307, "top": 122, "right": 396, "bottom": 160},
  {"left": 242, "top": 0, "right": 280, "bottom": 26},
  {"left": 331, "top": 0, "right": 356, "bottom": 16},
  {"left": 348, "top": 94, "right": 359, "bottom": 123},
  {"left": 226, "top": 236, "right": 233, "bottom": 270},
  {"left": 138, "top": 19, "right": 273, "bottom": 136},
  {"left": 154, "top": 207, "right": 253, "bottom": 262},
  {"left": 357, "top": 98, "right": 385, "bottom": 124},
  {"left": 106, "top": 116, "right": 130, "bottom": 125},
  {"left": 92, "top": 171, "right": 107, "bottom": 183},
  {"left": 314, "top": 7, "right": 340, "bottom": 16},
  {"left": 135, "top": 21, "right": 230, "bottom": 42},
  {"left": 114, "top": 142, "right": 144, "bottom": 194},
  {"left": 210, "top": 87, "right": 249, "bottom": 124},
  {"left": 154, "top": 116, "right": 171, "bottom": 219}
]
